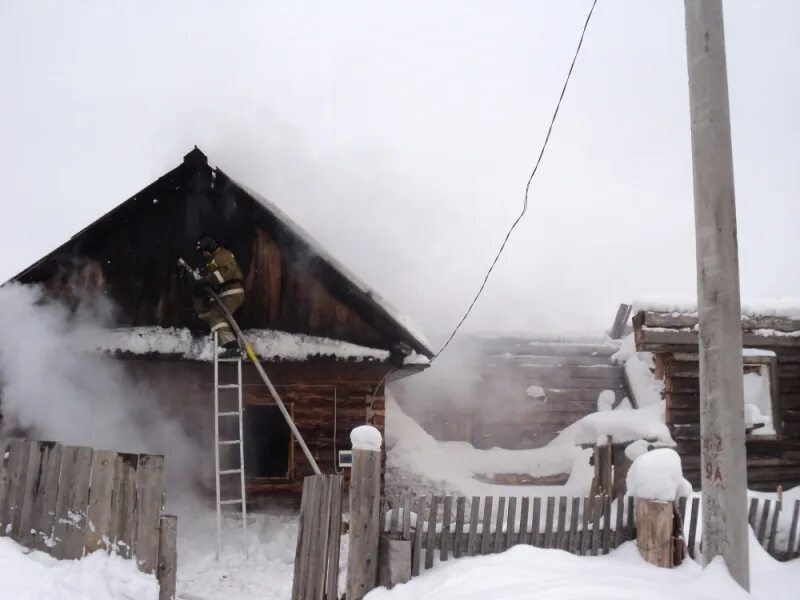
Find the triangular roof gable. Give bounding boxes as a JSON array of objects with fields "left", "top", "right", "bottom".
[{"left": 11, "top": 148, "right": 433, "bottom": 358}]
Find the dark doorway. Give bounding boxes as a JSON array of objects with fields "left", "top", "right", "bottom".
[{"left": 244, "top": 404, "right": 291, "bottom": 478}]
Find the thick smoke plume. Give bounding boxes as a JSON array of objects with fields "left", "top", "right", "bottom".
[{"left": 0, "top": 283, "right": 202, "bottom": 497}]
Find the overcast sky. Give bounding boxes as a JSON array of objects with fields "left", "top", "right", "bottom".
[{"left": 1, "top": 1, "right": 798, "bottom": 347}]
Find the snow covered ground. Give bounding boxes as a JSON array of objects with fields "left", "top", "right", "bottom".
[{"left": 364, "top": 532, "right": 800, "bottom": 600}]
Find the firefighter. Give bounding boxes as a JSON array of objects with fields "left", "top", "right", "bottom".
[{"left": 192, "top": 235, "right": 245, "bottom": 357}]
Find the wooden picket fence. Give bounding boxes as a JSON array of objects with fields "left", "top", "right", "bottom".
[
  {"left": 0, "top": 438, "right": 177, "bottom": 600},
  {"left": 381, "top": 494, "right": 637, "bottom": 576}
]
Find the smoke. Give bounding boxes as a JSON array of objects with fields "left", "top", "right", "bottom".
[{"left": 0, "top": 283, "right": 202, "bottom": 497}]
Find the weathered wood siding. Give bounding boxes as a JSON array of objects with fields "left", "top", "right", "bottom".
[{"left": 120, "top": 359, "right": 389, "bottom": 496}]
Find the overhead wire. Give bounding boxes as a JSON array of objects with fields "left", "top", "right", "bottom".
[{"left": 433, "top": 0, "right": 599, "bottom": 360}]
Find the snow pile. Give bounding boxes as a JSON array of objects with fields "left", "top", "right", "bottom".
[
  {"left": 364, "top": 541, "right": 762, "bottom": 600},
  {"left": 526, "top": 385, "right": 546, "bottom": 402},
  {"left": 624, "top": 439, "right": 651, "bottom": 462},
  {"left": 0, "top": 536, "right": 158, "bottom": 600},
  {"left": 351, "top": 425, "right": 383, "bottom": 451},
  {"left": 551, "top": 402, "right": 673, "bottom": 447},
  {"left": 626, "top": 448, "right": 691, "bottom": 502},
  {"left": 101, "top": 326, "right": 391, "bottom": 362},
  {"left": 633, "top": 296, "right": 800, "bottom": 319},
  {"left": 597, "top": 390, "right": 615, "bottom": 411},
  {"left": 385, "top": 392, "right": 590, "bottom": 497},
  {"left": 612, "top": 334, "right": 664, "bottom": 408}
]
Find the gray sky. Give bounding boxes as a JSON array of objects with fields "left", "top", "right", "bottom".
[{"left": 1, "top": 0, "right": 798, "bottom": 346}]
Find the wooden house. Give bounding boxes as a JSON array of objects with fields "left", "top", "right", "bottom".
[
  {"left": 6, "top": 147, "right": 433, "bottom": 496},
  {"left": 633, "top": 307, "right": 800, "bottom": 491}
]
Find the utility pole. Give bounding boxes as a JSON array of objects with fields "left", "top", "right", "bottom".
[{"left": 684, "top": 0, "right": 749, "bottom": 590}]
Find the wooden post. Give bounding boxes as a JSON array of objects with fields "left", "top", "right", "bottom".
[
  {"left": 590, "top": 440, "right": 612, "bottom": 498},
  {"left": 611, "top": 444, "right": 632, "bottom": 498},
  {"left": 684, "top": 0, "right": 749, "bottom": 589},
  {"left": 157, "top": 515, "right": 178, "bottom": 600},
  {"left": 347, "top": 446, "right": 382, "bottom": 599},
  {"left": 635, "top": 499, "right": 674, "bottom": 568}
]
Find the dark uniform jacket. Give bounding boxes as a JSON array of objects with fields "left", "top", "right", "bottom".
[{"left": 200, "top": 247, "right": 244, "bottom": 297}]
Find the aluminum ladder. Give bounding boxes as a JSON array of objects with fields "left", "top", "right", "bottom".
[{"left": 213, "top": 331, "right": 248, "bottom": 559}]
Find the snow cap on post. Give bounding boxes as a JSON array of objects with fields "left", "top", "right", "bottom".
[
  {"left": 350, "top": 425, "right": 382, "bottom": 451},
  {"left": 626, "top": 448, "right": 692, "bottom": 502}
]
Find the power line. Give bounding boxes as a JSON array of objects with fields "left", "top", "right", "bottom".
[{"left": 433, "top": 0, "right": 599, "bottom": 360}]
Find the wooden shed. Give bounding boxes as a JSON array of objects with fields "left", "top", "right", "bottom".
[
  {"left": 633, "top": 307, "right": 800, "bottom": 491},
  {"left": 5, "top": 147, "right": 433, "bottom": 496}
]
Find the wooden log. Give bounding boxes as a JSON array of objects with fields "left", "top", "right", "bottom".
[
  {"left": 157, "top": 515, "right": 178, "bottom": 600},
  {"left": 506, "top": 497, "right": 517, "bottom": 549},
  {"left": 325, "top": 475, "right": 344, "bottom": 600},
  {"left": 18, "top": 440, "right": 45, "bottom": 548},
  {"left": 555, "top": 497, "right": 567, "bottom": 550},
  {"left": 109, "top": 453, "right": 138, "bottom": 558},
  {"left": 580, "top": 497, "right": 591, "bottom": 556},
  {"left": 440, "top": 496, "right": 452, "bottom": 561},
  {"left": 687, "top": 497, "right": 700, "bottom": 559},
  {"left": 480, "top": 497, "right": 493, "bottom": 555},
  {"left": 134, "top": 454, "right": 165, "bottom": 574},
  {"left": 425, "top": 496, "right": 440, "bottom": 569},
  {"left": 53, "top": 445, "right": 93, "bottom": 560},
  {"left": 29, "top": 442, "right": 63, "bottom": 552},
  {"left": 543, "top": 497, "right": 555, "bottom": 549},
  {"left": 635, "top": 499, "right": 673, "bottom": 568},
  {"left": 493, "top": 497, "right": 506, "bottom": 553},
  {"left": 410, "top": 497, "right": 426, "bottom": 576},
  {"left": 467, "top": 497, "right": 479, "bottom": 556},
  {"left": 453, "top": 496, "right": 465, "bottom": 558},
  {"left": 85, "top": 449, "right": 116, "bottom": 554},
  {"left": 531, "top": 498, "right": 541, "bottom": 547},
  {"left": 568, "top": 497, "right": 581, "bottom": 553},
  {"left": 786, "top": 500, "right": 800, "bottom": 560},
  {"left": 347, "top": 448, "right": 382, "bottom": 599}
]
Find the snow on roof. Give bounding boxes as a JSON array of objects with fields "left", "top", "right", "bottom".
[
  {"left": 225, "top": 175, "right": 435, "bottom": 357},
  {"left": 633, "top": 296, "right": 800, "bottom": 319},
  {"left": 99, "top": 327, "right": 391, "bottom": 362}
]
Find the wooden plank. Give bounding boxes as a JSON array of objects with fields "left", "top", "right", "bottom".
[
  {"left": 53, "top": 445, "right": 93, "bottom": 560},
  {"left": 85, "top": 449, "right": 117, "bottom": 554},
  {"left": 531, "top": 497, "right": 542, "bottom": 547},
  {"left": 325, "top": 475, "right": 344, "bottom": 600},
  {"left": 133, "top": 453, "right": 165, "bottom": 574},
  {"left": 0, "top": 438, "right": 14, "bottom": 535},
  {"left": 627, "top": 496, "right": 636, "bottom": 541},
  {"left": 109, "top": 453, "right": 138, "bottom": 558},
  {"left": 293, "top": 476, "right": 319, "bottom": 600},
  {"left": 310, "top": 476, "right": 333, "bottom": 600},
  {"left": 757, "top": 499, "right": 772, "bottom": 546},
  {"left": 580, "top": 497, "right": 591, "bottom": 556},
  {"left": 591, "top": 496, "right": 602, "bottom": 556},
  {"left": 506, "top": 497, "right": 517, "bottom": 549},
  {"left": 518, "top": 497, "right": 530, "bottom": 545},
  {"left": 543, "top": 497, "right": 555, "bottom": 549},
  {"left": 767, "top": 496, "right": 781, "bottom": 556},
  {"left": 5, "top": 439, "right": 32, "bottom": 541},
  {"left": 786, "top": 500, "right": 800, "bottom": 560},
  {"left": 687, "top": 497, "right": 700, "bottom": 559},
  {"left": 493, "top": 497, "right": 506, "bottom": 553},
  {"left": 610, "top": 303, "right": 632, "bottom": 339},
  {"left": 18, "top": 440, "right": 44, "bottom": 547},
  {"left": 440, "top": 495, "right": 452, "bottom": 561},
  {"left": 748, "top": 497, "right": 759, "bottom": 529},
  {"left": 569, "top": 497, "right": 581, "bottom": 553},
  {"left": 466, "top": 497, "right": 480, "bottom": 556},
  {"left": 555, "top": 496, "right": 567, "bottom": 550},
  {"left": 480, "top": 497, "right": 493, "bottom": 555},
  {"left": 157, "top": 515, "right": 178, "bottom": 600},
  {"left": 424, "top": 496, "right": 440, "bottom": 569},
  {"left": 602, "top": 495, "right": 612, "bottom": 554},
  {"left": 389, "top": 494, "right": 400, "bottom": 536},
  {"left": 410, "top": 497, "right": 426, "bottom": 576},
  {"left": 614, "top": 496, "right": 625, "bottom": 548},
  {"left": 635, "top": 499, "right": 673, "bottom": 567},
  {"left": 29, "top": 442, "right": 63, "bottom": 552},
  {"left": 453, "top": 496, "right": 466, "bottom": 558},
  {"left": 402, "top": 495, "right": 412, "bottom": 540}
]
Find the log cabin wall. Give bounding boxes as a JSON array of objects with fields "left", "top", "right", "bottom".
[
  {"left": 633, "top": 310, "right": 800, "bottom": 491},
  {"left": 119, "top": 358, "right": 390, "bottom": 496}
]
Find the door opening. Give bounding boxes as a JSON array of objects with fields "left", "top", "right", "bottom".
[{"left": 244, "top": 404, "right": 291, "bottom": 478}]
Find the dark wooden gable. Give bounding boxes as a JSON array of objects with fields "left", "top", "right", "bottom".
[{"left": 11, "top": 148, "right": 432, "bottom": 357}]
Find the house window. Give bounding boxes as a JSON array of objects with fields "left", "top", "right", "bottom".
[
  {"left": 244, "top": 404, "right": 291, "bottom": 478},
  {"left": 742, "top": 352, "right": 780, "bottom": 438}
]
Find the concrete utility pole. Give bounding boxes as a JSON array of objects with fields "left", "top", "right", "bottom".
[{"left": 684, "top": 0, "right": 749, "bottom": 590}]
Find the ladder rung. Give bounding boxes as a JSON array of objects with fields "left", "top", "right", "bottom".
[
  {"left": 218, "top": 440, "right": 241, "bottom": 446},
  {"left": 219, "top": 469, "right": 242, "bottom": 475},
  {"left": 217, "top": 357, "right": 242, "bottom": 363},
  {"left": 218, "top": 411, "right": 240, "bottom": 416},
  {"left": 219, "top": 498, "right": 244, "bottom": 505},
  {"left": 217, "top": 384, "right": 241, "bottom": 389}
]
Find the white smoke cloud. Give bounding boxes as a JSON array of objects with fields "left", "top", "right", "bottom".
[{"left": 0, "top": 283, "right": 202, "bottom": 497}]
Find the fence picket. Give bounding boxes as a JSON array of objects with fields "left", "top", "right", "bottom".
[
  {"left": 687, "top": 497, "right": 700, "bottom": 559},
  {"left": 555, "top": 497, "right": 567, "bottom": 550},
  {"left": 18, "top": 440, "right": 44, "bottom": 547},
  {"left": 480, "top": 497, "right": 493, "bottom": 555},
  {"left": 5, "top": 439, "right": 32, "bottom": 540},
  {"left": 602, "top": 495, "right": 612, "bottom": 554},
  {"left": 531, "top": 498, "right": 542, "bottom": 547},
  {"left": 53, "top": 445, "right": 93, "bottom": 560},
  {"left": 626, "top": 496, "right": 635, "bottom": 541},
  {"left": 324, "top": 476, "right": 343, "bottom": 600},
  {"left": 768, "top": 498, "right": 781, "bottom": 555},
  {"left": 748, "top": 497, "right": 758, "bottom": 529},
  {"left": 467, "top": 497, "right": 480, "bottom": 556},
  {"left": 133, "top": 454, "right": 165, "bottom": 574},
  {"left": 519, "top": 497, "right": 530, "bottom": 545},
  {"left": 441, "top": 496, "right": 452, "bottom": 561},
  {"left": 85, "top": 449, "right": 116, "bottom": 554},
  {"left": 109, "top": 453, "right": 138, "bottom": 558},
  {"left": 494, "top": 497, "right": 506, "bottom": 553},
  {"left": 29, "top": 442, "right": 63, "bottom": 552},
  {"left": 402, "top": 495, "right": 412, "bottom": 540},
  {"left": 614, "top": 496, "right": 625, "bottom": 548},
  {"left": 425, "top": 496, "right": 440, "bottom": 570},
  {"left": 580, "top": 497, "right": 591, "bottom": 556},
  {"left": 568, "top": 497, "right": 580, "bottom": 553},
  {"left": 506, "top": 497, "right": 517, "bottom": 549},
  {"left": 542, "top": 497, "right": 554, "bottom": 548},
  {"left": 787, "top": 500, "right": 800, "bottom": 560},
  {"left": 758, "top": 500, "right": 771, "bottom": 547},
  {"left": 454, "top": 496, "right": 466, "bottom": 558},
  {"left": 0, "top": 438, "right": 13, "bottom": 533},
  {"left": 411, "top": 497, "right": 426, "bottom": 576},
  {"left": 591, "top": 496, "right": 602, "bottom": 556}
]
